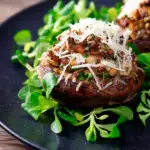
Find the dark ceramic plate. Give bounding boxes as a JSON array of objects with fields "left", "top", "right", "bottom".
[{"left": 0, "top": 0, "right": 150, "bottom": 150}]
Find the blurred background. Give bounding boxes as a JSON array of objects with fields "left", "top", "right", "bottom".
[{"left": 0, "top": 0, "right": 40, "bottom": 23}]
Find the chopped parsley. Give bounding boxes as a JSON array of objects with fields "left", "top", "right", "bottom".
[
  {"left": 102, "top": 72, "right": 110, "bottom": 80},
  {"left": 78, "top": 72, "right": 93, "bottom": 81}
]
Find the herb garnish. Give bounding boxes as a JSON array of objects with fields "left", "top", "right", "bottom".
[{"left": 78, "top": 71, "right": 93, "bottom": 81}]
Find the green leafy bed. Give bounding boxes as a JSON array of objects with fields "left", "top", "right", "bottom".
[{"left": 11, "top": 0, "right": 150, "bottom": 142}]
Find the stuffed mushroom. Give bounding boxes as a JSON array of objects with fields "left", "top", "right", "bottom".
[
  {"left": 37, "top": 18, "right": 144, "bottom": 108},
  {"left": 117, "top": 0, "right": 150, "bottom": 52}
]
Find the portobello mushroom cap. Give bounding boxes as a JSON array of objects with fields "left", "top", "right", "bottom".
[
  {"left": 37, "top": 18, "right": 145, "bottom": 108},
  {"left": 37, "top": 62, "right": 144, "bottom": 108}
]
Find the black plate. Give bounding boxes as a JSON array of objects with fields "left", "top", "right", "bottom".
[{"left": 0, "top": 0, "right": 150, "bottom": 150}]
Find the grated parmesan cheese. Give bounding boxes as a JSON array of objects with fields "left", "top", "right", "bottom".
[
  {"left": 88, "top": 67, "right": 102, "bottom": 90},
  {"left": 72, "top": 63, "right": 103, "bottom": 69},
  {"left": 101, "top": 60, "right": 125, "bottom": 71},
  {"left": 103, "top": 81, "right": 113, "bottom": 90},
  {"left": 65, "top": 73, "right": 72, "bottom": 84},
  {"left": 60, "top": 53, "right": 85, "bottom": 64},
  {"left": 76, "top": 82, "right": 82, "bottom": 92},
  {"left": 71, "top": 60, "right": 125, "bottom": 71},
  {"left": 72, "top": 76, "right": 77, "bottom": 83},
  {"left": 57, "top": 58, "right": 74, "bottom": 84},
  {"left": 61, "top": 50, "right": 69, "bottom": 55}
]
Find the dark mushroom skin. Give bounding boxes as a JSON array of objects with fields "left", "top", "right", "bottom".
[
  {"left": 117, "top": 0, "right": 150, "bottom": 52},
  {"left": 37, "top": 58, "right": 144, "bottom": 108}
]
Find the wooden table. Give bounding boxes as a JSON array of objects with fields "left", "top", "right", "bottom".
[
  {"left": 0, "top": 127, "right": 33, "bottom": 150},
  {"left": 0, "top": 1, "right": 40, "bottom": 149}
]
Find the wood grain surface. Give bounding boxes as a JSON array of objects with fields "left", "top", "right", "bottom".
[
  {"left": 0, "top": 127, "right": 33, "bottom": 150},
  {"left": 0, "top": 1, "right": 39, "bottom": 149}
]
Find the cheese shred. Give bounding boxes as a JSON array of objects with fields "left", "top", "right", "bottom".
[{"left": 88, "top": 67, "right": 102, "bottom": 90}]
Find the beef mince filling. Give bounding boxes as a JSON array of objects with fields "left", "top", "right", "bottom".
[
  {"left": 37, "top": 18, "right": 144, "bottom": 108},
  {"left": 117, "top": 0, "right": 150, "bottom": 51}
]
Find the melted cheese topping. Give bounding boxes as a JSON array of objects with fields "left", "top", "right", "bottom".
[{"left": 118, "top": 0, "right": 148, "bottom": 19}]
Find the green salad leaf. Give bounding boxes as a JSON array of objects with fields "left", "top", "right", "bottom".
[
  {"left": 138, "top": 53, "right": 150, "bottom": 75},
  {"left": 60, "top": 1, "right": 75, "bottom": 16},
  {"left": 56, "top": 106, "right": 133, "bottom": 142},
  {"left": 18, "top": 85, "right": 34, "bottom": 101},
  {"left": 21, "top": 91, "right": 42, "bottom": 120},
  {"left": 24, "top": 73, "right": 41, "bottom": 88},
  {"left": 58, "top": 111, "right": 78, "bottom": 125},
  {"left": 85, "top": 123, "right": 97, "bottom": 142},
  {"left": 51, "top": 108, "right": 62, "bottom": 133},
  {"left": 21, "top": 91, "right": 58, "bottom": 120},
  {"left": 24, "top": 41, "right": 35, "bottom": 53},
  {"left": 99, "top": 2, "right": 122, "bottom": 21},
  {"left": 137, "top": 90, "right": 150, "bottom": 126},
  {"left": 42, "top": 73, "right": 57, "bottom": 99},
  {"left": 138, "top": 53, "right": 150, "bottom": 67},
  {"left": 104, "top": 106, "right": 134, "bottom": 121},
  {"left": 13, "top": 50, "right": 26, "bottom": 65},
  {"left": 75, "top": 0, "right": 97, "bottom": 18},
  {"left": 99, "top": 123, "right": 120, "bottom": 138},
  {"left": 14, "top": 30, "right": 32, "bottom": 46}
]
